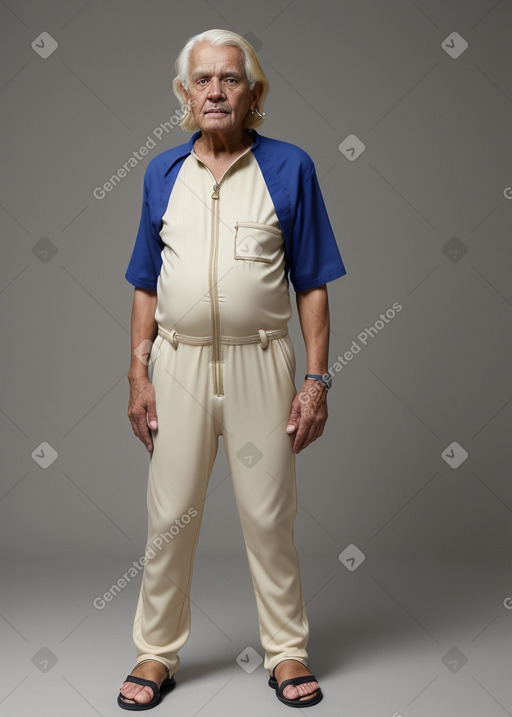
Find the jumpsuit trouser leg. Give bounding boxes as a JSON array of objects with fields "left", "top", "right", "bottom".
[{"left": 132, "top": 329, "right": 309, "bottom": 678}]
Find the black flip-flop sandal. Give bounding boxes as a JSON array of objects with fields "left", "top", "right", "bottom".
[
  {"left": 118, "top": 665, "right": 176, "bottom": 711},
  {"left": 268, "top": 673, "right": 323, "bottom": 708}
]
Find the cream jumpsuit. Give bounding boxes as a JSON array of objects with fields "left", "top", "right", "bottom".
[{"left": 132, "top": 142, "right": 310, "bottom": 678}]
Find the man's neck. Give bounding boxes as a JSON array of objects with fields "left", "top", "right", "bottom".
[{"left": 194, "top": 129, "right": 253, "bottom": 160}]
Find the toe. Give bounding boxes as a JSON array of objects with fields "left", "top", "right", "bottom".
[
  {"left": 120, "top": 682, "right": 153, "bottom": 704},
  {"left": 119, "top": 688, "right": 137, "bottom": 705},
  {"left": 119, "top": 682, "right": 136, "bottom": 701},
  {"left": 299, "top": 682, "right": 320, "bottom": 701},
  {"left": 137, "top": 687, "right": 154, "bottom": 704},
  {"left": 283, "top": 680, "right": 320, "bottom": 701},
  {"left": 283, "top": 684, "right": 300, "bottom": 700},
  {"left": 119, "top": 695, "right": 136, "bottom": 705}
]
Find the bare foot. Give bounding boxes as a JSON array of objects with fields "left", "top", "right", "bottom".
[
  {"left": 273, "top": 659, "right": 320, "bottom": 702},
  {"left": 119, "top": 659, "right": 170, "bottom": 706}
]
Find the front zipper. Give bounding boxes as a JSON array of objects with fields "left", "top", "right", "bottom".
[
  {"left": 194, "top": 143, "right": 253, "bottom": 397},
  {"left": 209, "top": 182, "right": 223, "bottom": 395}
]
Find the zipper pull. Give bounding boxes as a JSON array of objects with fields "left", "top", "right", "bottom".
[{"left": 212, "top": 184, "right": 220, "bottom": 199}]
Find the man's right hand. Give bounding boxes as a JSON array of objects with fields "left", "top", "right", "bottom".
[{"left": 127, "top": 376, "right": 158, "bottom": 454}]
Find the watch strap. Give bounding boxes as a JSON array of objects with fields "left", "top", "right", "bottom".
[{"left": 304, "top": 373, "right": 331, "bottom": 390}]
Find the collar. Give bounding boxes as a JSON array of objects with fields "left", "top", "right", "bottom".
[{"left": 163, "top": 128, "right": 261, "bottom": 176}]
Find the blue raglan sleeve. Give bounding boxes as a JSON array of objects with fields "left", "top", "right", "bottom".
[
  {"left": 289, "top": 166, "right": 347, "bottom": 292},
  {"left": 124, "top": 165, "right": 164, "bottom": 291}
]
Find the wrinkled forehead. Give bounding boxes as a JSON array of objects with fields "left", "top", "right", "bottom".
[{"left": 188, "top": 42, "right": 245, "bottom": 78}]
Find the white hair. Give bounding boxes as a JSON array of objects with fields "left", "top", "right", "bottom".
[{"left": 172, "top": 29, "right": 269, "bottom": 132}]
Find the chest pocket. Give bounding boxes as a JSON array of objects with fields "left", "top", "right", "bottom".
[{"left": 234, "top": 222, "right": 283, "bottom": 264}]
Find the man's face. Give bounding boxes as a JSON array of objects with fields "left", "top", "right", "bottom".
[{"left": 183, "top": 42, "right": 256, "bottom": 134}]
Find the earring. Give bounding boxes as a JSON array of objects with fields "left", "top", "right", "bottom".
[{"left": 249, "top": 108, "right": 266, "bottom": 117}]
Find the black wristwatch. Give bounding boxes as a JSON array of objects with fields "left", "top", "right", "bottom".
[{"left": 304, "top": 373, "right": 332, "bottom": 391}]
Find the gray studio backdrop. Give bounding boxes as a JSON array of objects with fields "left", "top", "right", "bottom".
[{"left": 1, "top": 0, "right": 511, "bottom": 562}]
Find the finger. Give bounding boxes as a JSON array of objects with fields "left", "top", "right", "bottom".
[
  {"left": 292, "top": 415, "right": 313, "bottom": 453},
  {"left": 286, "top": 398, "right": 300, "bottom": 438},
  {"left": 146, "top": 412, "right": 158, "bottom": 431},
  {"left": 146, "top": 396, "right": 158, "bottom": 430},
  {"left": 136, "top": 416, "right": 153, "bottom": 452},
  {"left": 295, "top": 428, "right": 316, "bottom": 453},
  {"left": 293, "top": 407, "right": 324, "bottom": 452},
  {"left": 296, "top": 415, "right": 326, "bottom": 452},
  {"left": 129, "top": 415, "right": 141, "bottom": 441},
  {"left": 286, "top": 396, "right": 301, "bottom": 434}
]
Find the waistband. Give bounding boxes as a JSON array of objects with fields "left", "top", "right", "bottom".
[{"left": 157, "top": 326, "right": 288, "bottom": 350}]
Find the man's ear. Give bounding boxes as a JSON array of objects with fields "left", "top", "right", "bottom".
[
  {"left": 251, "top": 80, "right": 263, "bottom": 108},
  {"left": 179, "top": 82, "right": 191, "bottom": 109}
]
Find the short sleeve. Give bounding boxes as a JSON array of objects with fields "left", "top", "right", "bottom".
[
  {"left": 124, "top": 169, "right": 164, "bottom": 290},
  {"left": 288, "top": 167, "right": 347, "bottom": 292}
]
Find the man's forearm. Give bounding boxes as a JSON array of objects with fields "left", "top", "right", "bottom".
[
  {"left": 128, "top": 288, "right": 158, "bottom": 381},
  {"left": 295, "top": 285, "right": 330, "bottom": 374}
]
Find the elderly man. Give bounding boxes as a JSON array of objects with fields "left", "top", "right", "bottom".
[{"left": 118, "top": 29, "right": 346, "bottom": 710}]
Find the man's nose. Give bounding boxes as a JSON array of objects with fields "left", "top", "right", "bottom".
[{"left": 207, "top": 78, "right": 225, "bottom": 99}]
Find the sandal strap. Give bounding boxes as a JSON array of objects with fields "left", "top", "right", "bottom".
[
  {"left": 123, "top": 675, "right": 160, "bottom": 695},
  {"left": 277, "top": 674, "right": 318, "bottom": 693}
]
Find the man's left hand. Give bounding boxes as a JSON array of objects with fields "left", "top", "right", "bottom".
[{"left": 286, "top": 379, "right": 328, "bottom": 454}]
